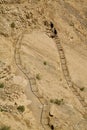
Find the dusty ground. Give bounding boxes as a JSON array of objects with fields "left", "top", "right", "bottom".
[{"left": 0, "top": 0, "right": 87, "bottom": 130}]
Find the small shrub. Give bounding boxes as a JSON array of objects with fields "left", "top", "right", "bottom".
[
  {"left": 26, "top": 14, "right": 30, "bottom": 19},
  {"left": 0, "top": 83, "right": 4, "bottom": 88},
  {"left": 50, "top": 99, "right": 64, "bottom": 105},
  {"left": 10, "top": 22, "right": 15, "bottom": 28},
  {"left": 0, "top": 108, "right": 8, "bottom": 112},
  {"left": 80, "top": 87, "right": 85, "bottom": 91},
  {"left": 17, "top": 105, "right": 25, "bottom": 113},
  {"left": 43, "top": 61, "right": 47, "bottom": 65},
  {"left": 44, "top": 20, "right": 49, "bottom": 26},
  {"left": 36, "top": 74, "right": 41, "bottom": 80},
  {"left": 50, "top": 99, "right": 54, "bottom": 103},
  {"left": 54, "top": 99, "right": 61, "bottom": 105},
  {"left": 0, "top": 126, "right": 10, "bottom": 130},
  {"left": 69, "top": 21, "right": 74, "bottom": 26}
]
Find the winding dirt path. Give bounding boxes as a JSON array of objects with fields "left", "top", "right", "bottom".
[{"left": 14, "top": 31, "right": 51, "bottom": 130}]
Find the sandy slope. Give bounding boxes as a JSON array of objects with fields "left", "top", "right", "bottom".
[{"left": 0, "top": 0, "right": 87, "bottom": 130}]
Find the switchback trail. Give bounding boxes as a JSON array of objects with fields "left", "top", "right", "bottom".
[{"left": 14, "top": 31, "right": 50, "bottom": 130}]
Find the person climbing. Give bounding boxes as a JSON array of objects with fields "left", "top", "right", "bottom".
[
  {"left": 50, "top": 21, "right": 54, "bottom": 28},
  {"left": 54, "top": 28, "right": 57, "bottom": 35},
  {"left": 50, "top": 125, "right": 54, "bottom": 130}
]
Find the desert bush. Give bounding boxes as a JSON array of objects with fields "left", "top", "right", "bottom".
[
  {"left": 43, "top": 61, "right": 47, "bottom": 65},
  {"left": 0, "top": 108, "right": 8, "bottom": 112},
  {"left": 50, "top": 99, "right": 64, "bottom": 105},
  {"left": 80, "top": 87, "right": 85, "bottom": 91},
  {"left": 0, "top": 83, "right": 4, "bottom": 88},
  {"left": 10, "top": 22, "right": 15, "bottom": 28},
  {"left": 36, "top": 74, "right": 41, "bottom": 80},
  {"left": 44, "top": 20, "right": 49, "bottom": 26},
  {"left": 0, "top": 126, "right": 10, "bottom": 130},
  {"left": 69, "top": 21, "right": 74, "bottom": 26},
  {"left": 17, "top": 105, "right": 25, "bottom": 113}
]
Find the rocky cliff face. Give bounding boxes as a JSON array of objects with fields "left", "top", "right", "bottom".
[{"left": 0, "top": 0, "right": 87, "bottom": 130}]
